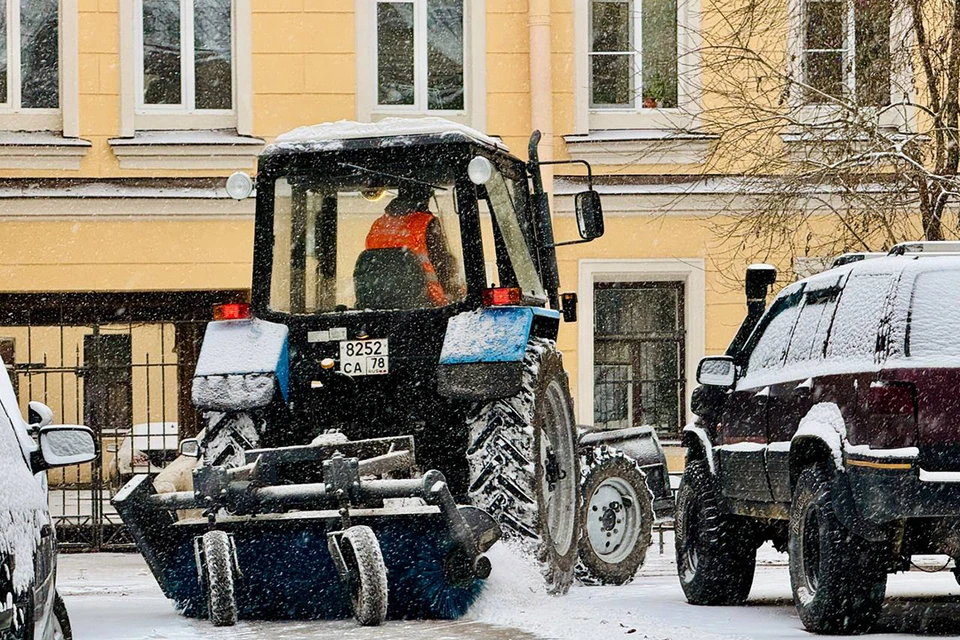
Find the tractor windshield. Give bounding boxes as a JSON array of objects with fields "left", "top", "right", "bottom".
[{"left": 268, "top": 173, "right": 466, "bottom": 314}]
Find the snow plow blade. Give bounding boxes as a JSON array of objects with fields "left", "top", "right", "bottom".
[{"left": 112, "top": 437, "right": 501, "bottom": 622}]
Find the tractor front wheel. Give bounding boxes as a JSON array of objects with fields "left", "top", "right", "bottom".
[
  {"left": 202, "top": 530, "right": 238, "bottom": 627},
  {"left": 341, "top": 525, "right": 388, "bottom": 627},
  {"left": 466, "top": 338, "right": 581, "bottom": 595}
]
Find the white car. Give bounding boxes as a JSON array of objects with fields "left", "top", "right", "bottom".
[{"left": 0, "top": 361, "right": 97, "bottom": 640}]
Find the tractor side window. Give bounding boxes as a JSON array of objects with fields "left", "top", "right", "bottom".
[
  {"left": 270, "top": 177, "right": 466, "bottom": 314},
  {"left": 482, "top": 166, "right": 546, "bottom": 301}
]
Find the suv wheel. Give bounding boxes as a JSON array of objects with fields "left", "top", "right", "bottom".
[
  {"left": 789, "top": 466, "right": 886, "bottom": 634},
  {"left": 675, "top": 459, "right": 757, "bottom": 605}
]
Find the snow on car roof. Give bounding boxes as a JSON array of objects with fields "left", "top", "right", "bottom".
[{"left": 267, "top": 117, "right": 507, "bottom": 153}]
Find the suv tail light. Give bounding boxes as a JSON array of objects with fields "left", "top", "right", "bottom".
[
  {"left": 867, "top": 381, "right": 917, "bottom": 449},
  {"left": 868, "top": 382, "right": 916, "bottom": 416},
  {"left": 213, "top": 303, "right": 250, "bottom": 321},
  {"left": 482, "top": 287, "right": 522, "bottom": 307}
]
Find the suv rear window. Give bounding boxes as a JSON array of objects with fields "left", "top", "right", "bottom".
[
  {"left": 825, "top": 273, "right": 895, "bottom": 362},
  {"left": 908, "top": 269, "right": 960, "bottom": 358}
]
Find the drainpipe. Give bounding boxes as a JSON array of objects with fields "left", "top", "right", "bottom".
[{"left": 529, "top": 0, "right": 553, "bottom": 193}]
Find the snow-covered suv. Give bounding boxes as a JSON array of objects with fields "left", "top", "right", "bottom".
[
  {"left": 677, "top": 242, "right": 960, "bottom": 634},
  {"left": 0, "top": 361, "right": 97, "bottom": 640}
]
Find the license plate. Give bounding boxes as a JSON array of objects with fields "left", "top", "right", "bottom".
[{"left": 339, "top": 339, "right": 389, "bottom": 376}]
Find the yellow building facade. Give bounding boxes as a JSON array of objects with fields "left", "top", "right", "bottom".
[{"left": 0, "top": 0, "right": 872, "bottom": 492}]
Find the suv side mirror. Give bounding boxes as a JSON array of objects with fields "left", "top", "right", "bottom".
[
  {"left": 575, "top": 190, "right": 604, "bottom": 241},
  {"left": 697, "top": 356, "right": 736, "bottom": 387},
  {"left": 28, "top": 401, "right": 54, "bottom": 429},
  {"left": 34, "top": 425, "right": 98, "bottom": 470}
]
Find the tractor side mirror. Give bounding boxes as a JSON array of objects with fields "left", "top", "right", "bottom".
[
  {"left": 34, "top": 425, "right": 98, "bottom": 470},
  {"left": 575, "top": 191, "right": 604, "bottom": 241},
  {"left": 179, "top": 438, "right": 201, "bottom": 458},
  {"left": 696, "top": 356, "right": 736, "bottom": 388}
]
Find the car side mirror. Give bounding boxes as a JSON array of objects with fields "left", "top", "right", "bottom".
[
  {"left": 179, "top": 438, "right": 200, "bottom": 458},
  {"left": 575, "top": 190, "right": 604, "bottom": 241},
  {"left": 28, "top": 401, "right": 54, "bottom": 429},
  {"left": 34, "top": 426, "right": 98, "bottom": 470},
  {"left": 696, "top": 356, "right": 736, "bottom": 387}
]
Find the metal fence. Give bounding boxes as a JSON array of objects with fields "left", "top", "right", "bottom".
[
  {"left": 0, "top": 290, "right": 244, "bottom": 551},
  {"left": 9, "top": 323, "right": 198, "bottom": 550}
]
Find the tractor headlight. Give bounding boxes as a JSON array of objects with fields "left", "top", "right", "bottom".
[
  {"left": 468, "top": 156, "right": 493, "bottom": 185},
  {"left": 226, "top": 172, "right": 254, "bottom": 200}
]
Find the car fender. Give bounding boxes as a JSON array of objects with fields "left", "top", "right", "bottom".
[
  {"left": 681, "top": 423, "right": 715, "bottom": 474},
  {"left": 789, "top": 403, "right": 889, "bottom": 542},
  {"left": 436, "top": 307, "right": 559, "bottom": 400},
  {"left": 191, "top": 318, "right": 289, "bottom": 411}
]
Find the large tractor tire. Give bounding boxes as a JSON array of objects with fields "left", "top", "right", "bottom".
[
  {"left": 466, "top": 338, "right": 581, "bottom": 595},
  {"left": 201, "top": 411, "right": 263, "bottom": 468},
  {"left": 675, "top": 460, "right": 757, "bottom": 605},
  {"left": 576, "top": 445, "right": 653, "bottom": 586},
  {"left": 789, "top": 466, "right": 886, "bottom": 634}
]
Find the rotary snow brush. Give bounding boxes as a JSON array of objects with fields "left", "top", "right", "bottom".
[{"left": 113, "top": 436, "right": 501, "bottom": 626}]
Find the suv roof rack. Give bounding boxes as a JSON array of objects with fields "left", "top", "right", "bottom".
[
  {"left": 889, "top": 241, "right": 960, "bottom": 256},
  {"left": 831, "top": 252, "right": 885, "bottom": 268}
]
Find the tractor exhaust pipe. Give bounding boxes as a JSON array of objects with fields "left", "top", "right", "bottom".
[{"left": 726, "top": 264, "right": 777, "bottom": 357}]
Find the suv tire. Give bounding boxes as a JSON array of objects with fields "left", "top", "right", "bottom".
[
  {"left": 676, "top": 459, "right": 757, "bottom": 605},
  {"left": 789, "top": 465, "right": 886, "bottom": 634}
]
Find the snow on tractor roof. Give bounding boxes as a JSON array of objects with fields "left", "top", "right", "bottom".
[{"left": 268, "top": 117, "right": 507, "bottom": 153}]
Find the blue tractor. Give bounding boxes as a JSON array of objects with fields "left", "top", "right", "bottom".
[{"left": 115, "top": 119, "right": 672, "bottom": 626}]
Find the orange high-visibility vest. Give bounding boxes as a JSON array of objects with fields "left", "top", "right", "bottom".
[{"left": 365, "top": 211, "right": 449, "bottom": 306}]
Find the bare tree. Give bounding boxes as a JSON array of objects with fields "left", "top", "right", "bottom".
[{"left": 687, "top": 0, "right": 960, "bottom": 271}]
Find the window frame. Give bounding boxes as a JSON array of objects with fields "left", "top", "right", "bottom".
[
  {"left": 787, "top": 0, "right": 911, "bottom": 129},
  {"left": 573, "top": 0, "right": 702, "bottom": 133},
  {"left": 373, "top": 0, "right": 465, "bottom": 115},
  {"left": 134, "top": 0, "right": 236, "bottom": 127},
  {"left": 0, "top": 0, "right": 78, "bottom": 134},
  {"left": 356, "top": 0, "right": 485, "bottom": 129},
  {"left": 588, "top": 0, "right": 679, "bottom": 112}
]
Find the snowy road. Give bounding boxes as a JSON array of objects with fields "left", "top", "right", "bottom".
[{"left": 58, "top": 533, "right": 960, "bottom": 639}]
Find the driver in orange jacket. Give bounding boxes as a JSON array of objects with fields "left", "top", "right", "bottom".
[{"left": 365, "top": 183, "right": 459, "bottom": 306}]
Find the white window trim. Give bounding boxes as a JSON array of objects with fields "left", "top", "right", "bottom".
[
  {"left": 573, "top": 0, "right": 702, "bottom": 133},
  {"left": 0, "top": 0, "right": 79, "bottom": 135},
  {"left": 119, "top": 0, "right": 253, "bottom": 135},
  {"left": 577, "top": 259, "right": 705, "bottom": 430},
  {"left": 785, "top": 0, "right": 915, "bottom": 130},
  {"left": 356, "top": 0, "right": 485, "bottom": 130}
]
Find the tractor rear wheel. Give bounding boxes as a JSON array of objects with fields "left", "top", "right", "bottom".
[
  {"left": 466, "top": 338, "right": 581, "bottom": 595},
  {"left": 201, "top": 411, "right": 263, "bottom": 468}
]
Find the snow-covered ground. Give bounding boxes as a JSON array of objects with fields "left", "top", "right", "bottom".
[{"left": 58, "top": 533, "right": 960, "bottom": 639}]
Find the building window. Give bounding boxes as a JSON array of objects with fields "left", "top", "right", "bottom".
[
  {"left": 589, "top": 0, "right": 677, "bottom": 110},
  {"left": 138, "top": 0, "right": 233, "bottom": 113},
  {"left": 593, "top": 281, "right": 685, "bottom": 438},
  {"left": 376, "top": 0, "right": 464, "bottom": 112},
  {"left": 801, "top": 0, "right": 890, "bottom": 106},
  {"left": 0, "top": 0, "right": 59, "bottom": 111}
]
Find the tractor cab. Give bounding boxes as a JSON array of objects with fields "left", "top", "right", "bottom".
[{"left": 219, "top": 120, "right": 603, "bottom": 434}]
